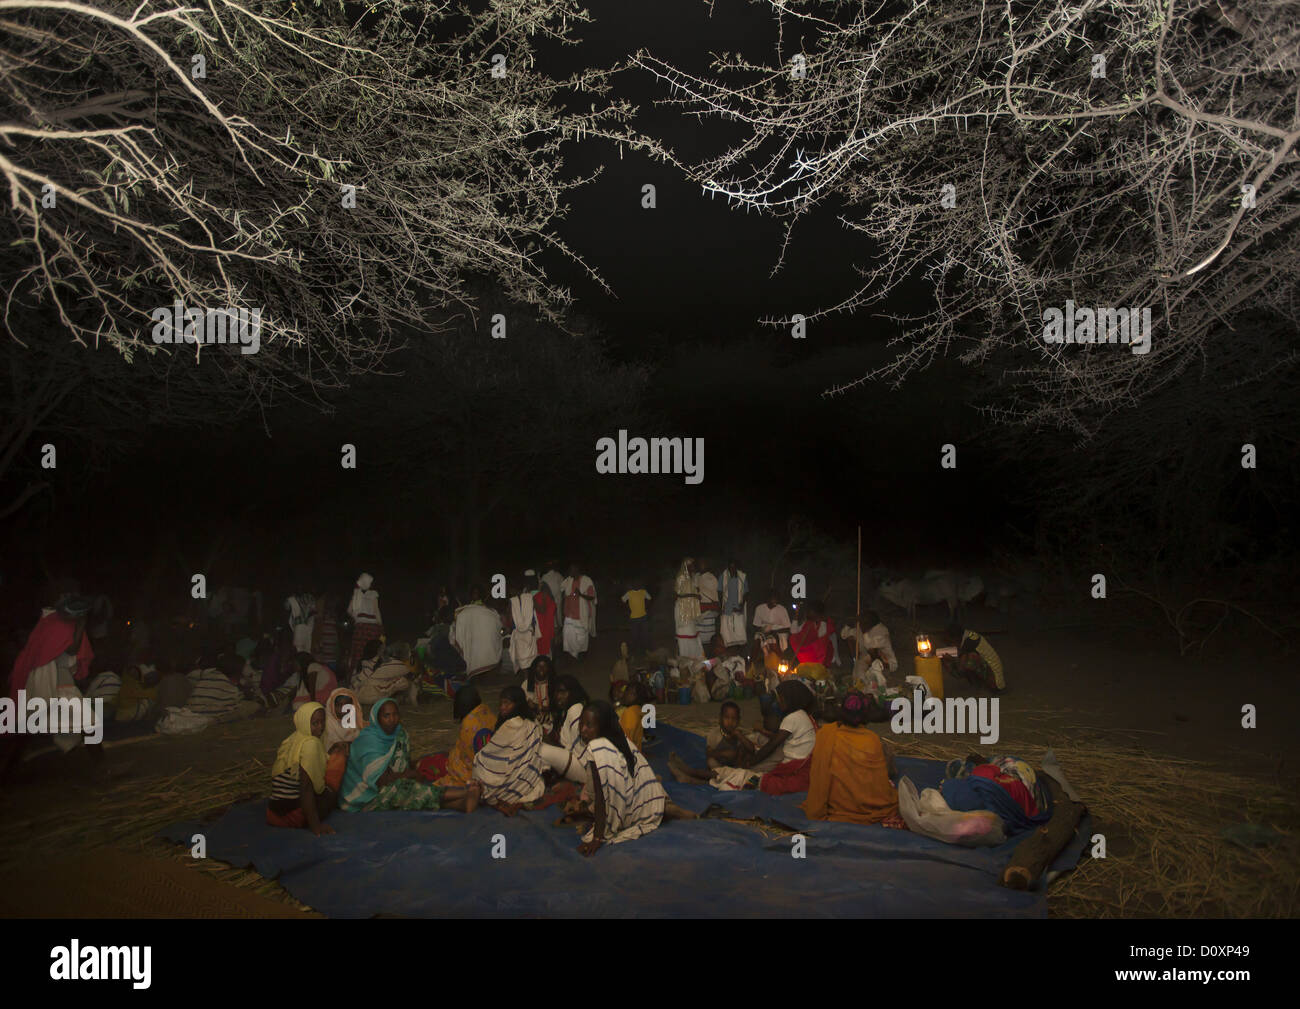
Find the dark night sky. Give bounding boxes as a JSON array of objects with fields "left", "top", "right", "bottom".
[{"left": 3, "top": 1, "right": 1075, "bottom": 617}]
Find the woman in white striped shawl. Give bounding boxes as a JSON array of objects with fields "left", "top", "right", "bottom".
[
  {"left": 574, "top": 699, "right": 668, "bottom": 856},
  {"left": 472, "top": 686, "right": 546, "bottom": 814},
  {"left": 540, "top": 674, "right": 589, "bottom": 783}
]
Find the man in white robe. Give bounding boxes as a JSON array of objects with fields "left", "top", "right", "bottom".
[
  {"left": 560, "top": 565, "right": 597, "bottom": 659},
  {"left": 450, "top": 587, "right": 503, "bottom": 677},
  {"left": 720, "top": 560, "right": 749, "bottom": 647},
  {"left": 753, "top": 590, "right": 792, "bottom": 652},
  {"left": 674, "top": 558, "right": 703, "bottom": 658},
  {"left": 508, "top": 583, "right": 538, "bottom": 673},
  {"left": 285, "top": 593, "right": 316, "bottom": 653}
]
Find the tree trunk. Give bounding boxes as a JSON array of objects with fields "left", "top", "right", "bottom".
[{"left": 1000, "top": 774, "right": 1086, "bottom": 890}]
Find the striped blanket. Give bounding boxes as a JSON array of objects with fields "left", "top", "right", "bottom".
[
  {"left": 581, "top": 738, "right": 667, "bottom": 845},
  {"left": 472, "top": 715, "right": 545, "bottom": 806}
]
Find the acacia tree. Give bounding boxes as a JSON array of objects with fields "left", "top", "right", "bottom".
[
  {"left": 0, "top": 0, "right": 662, "bottom": 514},
  {"left": 635, "top": 0, "right": 1299, "bottom": 436},
  {"left": 1, "top": 0, "right": 646, "bottom": 360}
]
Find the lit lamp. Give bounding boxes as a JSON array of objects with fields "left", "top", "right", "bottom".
[
  {"left": 913, "top": 635, "right": 943, "bottom": 700},
  {"left": 777, "top": 662, "right": 790, "bottom": 676}
]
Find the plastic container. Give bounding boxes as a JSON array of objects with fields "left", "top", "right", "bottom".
[
  {"left": 913, "top": 655, "right": 944, "bottom": 699},
  {"left": 678, "top": 686, "right": 692, "bottom": 705}
]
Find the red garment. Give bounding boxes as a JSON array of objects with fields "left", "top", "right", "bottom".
[
  {"left": 760, "top": 754, "right": 813, "bottom": 796},
  {"left": 529, "top": 780, "right": 578, "bottom": 810},
  {"left": 533, "top": 591, "right": 556, "bottom": 656},
  {"left": 971, "top": 764, "right": 1039, "bottom": 817},
  {"left": 563, "top": 583, "right": 582, "bottom": 621},
  {"left": 790, "top": 621, "right": 831, "bottom": 666},
  {"left": 8, "top": 611, "right": 93, "bottom": 701},
  {"left": 417, "top": 752, "right": 450, "bottom": 781},
  {"left": 349, "top": 621, "right": 384, "bottom": 668}
]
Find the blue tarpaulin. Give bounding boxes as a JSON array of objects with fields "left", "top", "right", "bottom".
[{"left": 158, "top": 723, "right": 1088, "bottom": 917}]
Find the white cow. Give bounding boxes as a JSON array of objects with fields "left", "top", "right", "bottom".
[{"left": 877, "top": 570, "right": 984, "bottom": 622}]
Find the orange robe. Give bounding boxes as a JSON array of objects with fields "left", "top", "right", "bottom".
[
  {"left": 618, "top": 704, "right": 644, "bottom": 751},
  {"left": 436, "top": 703, "right": 497, "bottom": 787},
  {"left": 325, "top": 749, "right": 348, "bottom": 791},
  {"left": 800, "top": 723, "right": 899, "bottom": 824}
]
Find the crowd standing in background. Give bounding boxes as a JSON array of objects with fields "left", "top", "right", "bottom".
[{"left": 4, "top": 559, "right": 1012, "bottom": 856}]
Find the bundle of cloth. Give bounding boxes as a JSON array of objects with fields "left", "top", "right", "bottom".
[{"left": 898, "top": 753, "right": 1051, "bottom": 846}]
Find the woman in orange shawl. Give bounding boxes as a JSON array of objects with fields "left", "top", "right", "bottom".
[
  {"left": 418, "top": 683, "right": 497, "bottom": 786},
  {"left": 323, "top": 687, "right": 366, "bottom": 790},
  {"left": 801, "top": 690, "right": 900, "bottom": 825}
]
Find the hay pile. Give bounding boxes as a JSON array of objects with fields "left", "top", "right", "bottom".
[{"left": 887, "top": 734, "right": 1298, "bottom": 917}]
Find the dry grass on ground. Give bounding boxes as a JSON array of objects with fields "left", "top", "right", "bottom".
[{"left": 1, "top": 707, "right": 1293, "bottom": 918}]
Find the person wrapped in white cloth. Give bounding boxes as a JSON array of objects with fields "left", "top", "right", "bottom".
[
  {"left": 570, "top": 700, "right": 667, "bottom": 855},
  {"left": 539, "top": 674, "right": 591, "bottom": 783},
  {"left": 559, "top": 565, "right": 597, "bottom": 659}
]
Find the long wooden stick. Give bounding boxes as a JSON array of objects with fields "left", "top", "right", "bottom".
[{"left": 855, "top": 525, "right": 861, "bottom": 661}]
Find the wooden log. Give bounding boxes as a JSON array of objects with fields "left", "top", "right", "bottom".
[{"left": 1000, "top": 772, "right": 1086, "bottom": 890}]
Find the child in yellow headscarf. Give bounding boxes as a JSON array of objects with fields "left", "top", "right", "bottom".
[{"left": 266, "top": 701, "right": 337, "bottom": 834}]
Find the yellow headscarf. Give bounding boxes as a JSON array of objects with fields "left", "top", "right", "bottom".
[{"left": 272, "top": 701, "right": 327, "bottom": 794}]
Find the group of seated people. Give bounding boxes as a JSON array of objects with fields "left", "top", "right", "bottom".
[
  {"left": 265, "top": 650, "right": 683, "bottom": 856},
  {"left": 264, "top": 650, "right": 970, "bottom": 857},
  {"left": 662, "top": 679, "right": 902, "bottom": 825}
]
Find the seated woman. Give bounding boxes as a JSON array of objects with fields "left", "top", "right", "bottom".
[
  {"left": 570, "top": 700, "right": 668, "bottom": 856},
  {"left": 540, "top": 675, "right": 589, "bottom": 783},
  {"left": 339, "top": 698, "right": 479, "bottom": 812},
  {"left": 668, "top": 679, "right": 818, "bottom": 795},
  {"left": 348, "top": 638, "right": 383, "bottom": 695},
  {"left": 355, "top": 642, "right": 419, "bottom": 708},
  {"left": 267, "top": 702, "right": 340, "bottom": 835},
  {"left": 951, "top": 630, "right": 1005, "bottom": 691},
  {"left": 522, "top": 654, "right": 556, "bottom": 735},
  {"left": 801, "top": 690, "right": 901, "bottom": 825},
  {"left": 323, "top": 687, "right": 365, "bottom": 787},
  {"left": 420, "top": 683, "right": 497, "bottom": 786},
  {"left": 255, "top": 635, "right": 301, "bottom": 711},
  {"left": 114, "top": 665, "right": 158, "bottom": 722},
  {"left": 291, "top": 652, "right": 338, "bottom": 711},
  {"left": 472, "top": 685, "right": 546, "bottom": 815}
]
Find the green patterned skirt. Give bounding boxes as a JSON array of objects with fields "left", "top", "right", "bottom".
[{"left": 363, "top": 776, "right": 445, "bottom": 811}]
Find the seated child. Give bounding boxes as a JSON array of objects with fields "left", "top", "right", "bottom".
[
  {"left": 669, "top": 680, "right": 817, "bottom": 795},
  {"left": 705, "top": 700, "right": 755, "bottom": 769}
]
